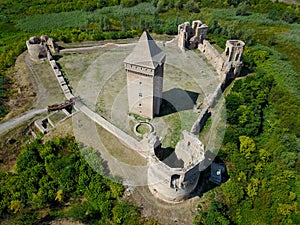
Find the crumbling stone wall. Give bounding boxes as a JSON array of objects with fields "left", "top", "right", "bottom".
[
  {"left": 178, "top": 20, "right": 208, "bottom": 49},
  {"left": 178, "top": 21, "right": 245, "bottom": 137},
  {"left": 198, "top": 40, "right": 224, "bottom": 74},
  {"left": 178, "top": 20, "right": 245, "bottom": 81},
  {"left": 198, "top": 39, "right": 245, "bottom": 81}
]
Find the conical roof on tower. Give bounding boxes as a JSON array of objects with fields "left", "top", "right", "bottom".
[{"left": 124, "top": 31, "right": 166, "bottom": 69}]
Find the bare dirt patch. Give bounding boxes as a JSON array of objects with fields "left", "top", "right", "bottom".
[
  {"left": 126, "top": 185, "right": 205, "bottom": 225},
  {"left": 49, "top": 218, "right": 85, "bottom": 225},
  {"left": 58, "top": 51, "right": 107, "bottom": 91}
]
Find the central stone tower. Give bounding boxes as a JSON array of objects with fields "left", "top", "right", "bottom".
[{"left": 124, "top": 31, "right": 166, "bottom": 119}]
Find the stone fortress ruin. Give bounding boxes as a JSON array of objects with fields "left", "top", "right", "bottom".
[{"left": 27, "top": 19, "right": 244, "bottom": 203}]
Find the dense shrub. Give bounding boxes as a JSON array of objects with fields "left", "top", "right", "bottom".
[
  {"left": 185, "top": 0, "right": 200, "bottom": 13},
  {"left": 0, "top": 137, "right": 147, "bottom": 224},
  {"left": 236, "top": 2, "right": 250, "bottom": 16},
  {"left": 282, "top": 10, "right": 298, "bottom": 24}
]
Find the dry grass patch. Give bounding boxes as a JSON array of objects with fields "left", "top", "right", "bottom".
[
  {"left": 43, "top": 117, "right": 74, "bottom": 142},
  {"left": 96, "top": 124, "right": 146, "bottom": 166}
]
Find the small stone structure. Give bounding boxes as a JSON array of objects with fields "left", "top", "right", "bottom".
[
  {"left": 148, "top": 130, "right": 205, "bottom": 202},
  {"left": 26, "top": 35, "right": 59, "bottom": 61},
  {"left": 34, "top": 117, "right": 55, "bottom": 134},
  {"left": 124, "top": 31, "right": 166, "bottom": 119},
  {"left": 222, "top": 40, "right": 245, "bottom": 79},
  {"left": 34, "top": 108, "right": 73, "bottom": 134},
  {"left": 133, "top": 121, "right": 154, "bottom": 138}
]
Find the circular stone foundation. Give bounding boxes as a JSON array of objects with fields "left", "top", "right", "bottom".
[{"left": 134, "top": 122, "right": 154, "bottom": 137}]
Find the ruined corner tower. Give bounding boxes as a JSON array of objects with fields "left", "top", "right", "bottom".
[
  {"left": 178, "top": 20, "right": 208, "bottom": 50},
  {"left": 124, "top": 31, "right": 166, "bottom": 119},
  {"left": 223, "top": 40, "right": 245, "bottom": 79},
  {"left": 147, "top": 131, "right": 206, "bottom": 202}
]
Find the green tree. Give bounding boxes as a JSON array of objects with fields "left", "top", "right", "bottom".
[
  {"left": 194, "top": 200, "right": 231, "bottom": 225},
  {"left": 239, "top": 136, "right": 256, "bottom": 159},
  {"left": 9, "top": 200, "right": 23, "bottom": 214},
  {"left": 112, "top": 201, "right": 140, "bottom": 225}
]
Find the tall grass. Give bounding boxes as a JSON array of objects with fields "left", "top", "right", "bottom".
[
  {"left": 203, "top": 7, "right": 293, "bottom": 26},
  {"left": 278, "top": 27, "right": 300, "bottom": 44},
  {"left": 17, "top": 11, "right": 89, "bottom": 32},
  {"left": 17, "top": 3, "right": 156, "bottom": 32}
]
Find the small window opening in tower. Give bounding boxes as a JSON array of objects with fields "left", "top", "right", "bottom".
[
  {"left": 139, "top": 81, "right": 142, "bottom": 85},
  {"left": 225, "top": 48, "right": 229, "bottom": 56},
  {"left": 171, "top": 174, "right": 181, "bottom": 188},
  {"left": 139, "top": 103, "right": 142, "bottom": 107},
  {"left": 139, "top": 93, "right": 142, "bottom": 97}
]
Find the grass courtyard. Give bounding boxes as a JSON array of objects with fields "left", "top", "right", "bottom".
[{"left": 58, "top": 39, "right": 222, "bottom": 148}]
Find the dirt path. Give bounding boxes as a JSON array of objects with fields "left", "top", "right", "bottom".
[
  {"left": 0, "top": 52, "right": 66, "bottom": 136},
  {"left": 0, "top": 108, "right": 47, "bottom": 135},
  {"left": 60, "top": 42, "right": 136, "bottom": 54},
  {"left": 127, "top": 185, "right": 204, "bottom": 225}
]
